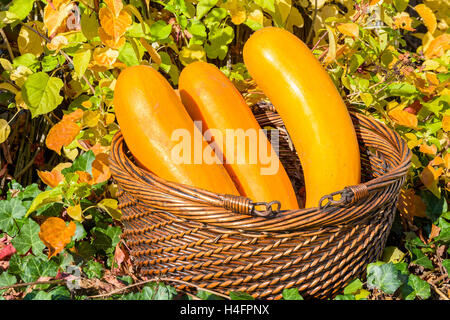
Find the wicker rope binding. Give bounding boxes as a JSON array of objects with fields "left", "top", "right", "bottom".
[{"left": 109, "top": 106, "right": 411, "bottom": 299}]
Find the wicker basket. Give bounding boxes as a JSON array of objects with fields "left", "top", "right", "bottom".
[{"left": 109, "top": 104, "right": 411, "bottom": 299}]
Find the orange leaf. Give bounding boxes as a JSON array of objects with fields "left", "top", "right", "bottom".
[
  {"left": 444, "top": 153, "right": 450, "bottom": 170},
  {"left": 370, "top": 0, "right": 382, "bottom": 5},
  {"left": 76, "top": 170, "right": 93, "bottom": 184},
  {"left": 92, "top": 153, "right": 111, "bottom": 184},
  {"left": 425, "top": 34, "right": 450, "bottom": 59},
  {"left": 429, "top": 224, "right": 441, "bottom": 241},
  {"left": 419, "top": 143, "right": 437, "bottom": 155},
  {"left": 420, "top": 165, "right": 443, "bottom": 195},
  {"left": 62, "top": 108, "right": 84, "bottom": 122},
  {"left": 393, "top": 12, "right": 416, "bottom": 32},
  {"left": 99, "top": 7, "right": 132, "bottom": 39},
  {"left": 397, "top": 189, "right": 427, "bottom": 218},
  {"left": 39, "top": 217, "right": 76, "bottom": 258},
  {"left": 443, "top": 115, "right": 450, "bottom": 132},
  {"left": 92, "top": 47, "right": 119, "bottom": 67},
  {"left": 46, "top": 120, "right": 81, "bottom": 154},
  {"left": 337, "top": 23, "right": 359, "bottom": 38},
  {"left": 104, "top": 0, "right": 124, "bottom": 16},
  {"left": 37, "top": 163, "right": 72, "bottom": 188},
  {"left": 389, "top": 109, "right": 418, "bottom": 129},
  {"left": 43, "top": 0, "right": 74, "bottom": 37},
  {"left": 429, "top": 156, "right": 444, "bottom": 167},
  {"left": 98, "top": 27, "right": 126, "bottom": 49},
  {"left": 415, "top": 4, "right": 437, "bottom": 34}
]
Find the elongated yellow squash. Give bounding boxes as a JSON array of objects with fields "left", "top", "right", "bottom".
[{"left": 243, "top": 27, "right": 361, "bottom": 208}]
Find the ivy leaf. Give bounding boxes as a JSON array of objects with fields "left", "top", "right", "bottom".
[
  {"left": 0, "top": 198, "right": 27, "bottom": 236},
  {"left": 26, "top": 188, "right": 63, "bottom": 216},
  {"left": 401, "top": 274, "right": 431, "bottom": 300},
  {"left": 282, "top": 288, "right": 304, "bottom": 300},
  {"left": 367, "top": 262, "right": 403, "bottom": 295},
  {"left": 22, "top": 72, "right": 64, "bottom": 118},
  {"left": 12, "top": 218, "right": 45, "bottom": 255},
  {"left": 98, "top": 199, "right": 122, "bottom": 220},
  {"left": 434, "top": 217, "right": 450, "bottom": 243},
  {"left": 0, "top": 272, "right": 17, "bottom": 293},
  {"left": 62, "top": 150, "right": 96, "bottom": 175},
  {"left": 442, "top": 260, "right": 450, "bottom": 274},
  {"left": 84, "top": 260, "right": 104, "bottom": 279},
  {"left": 343, "top": 278, "right": 363, "bottom": 295},
  {"left": 21, "top": 255, "right": 59, "bottom": 283}
]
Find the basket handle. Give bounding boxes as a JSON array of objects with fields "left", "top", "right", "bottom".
[
  {"left": 221, "top": 194, "right": 281, "bottom": 217},
  {"left": 318, "top": 184, "right": 369, "bottom": 209}
]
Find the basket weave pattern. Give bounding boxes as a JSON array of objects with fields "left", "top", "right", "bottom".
[{"left": 109, "top": 107, "right": 411, "bottom": 299}]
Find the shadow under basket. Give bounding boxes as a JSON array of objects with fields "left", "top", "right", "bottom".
[{"left": 109, "top": 106, "right": 411, "bottom": 299}]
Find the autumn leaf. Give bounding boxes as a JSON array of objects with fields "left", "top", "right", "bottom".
[
  {"left": 43, "top": 0, "right": 75, "bottom": 37},
  {"left": 92, "top": 47, "right": 119, "bottom": 67},
  {"left": 62, "top": 108, "right": 84, "bottom": 122},
  {"left": 37, "top": 162, "right": 72, "bottom": 188},
  {"left": 104, "top": 0, "right": 124, "bottom": 16},
  {"left": 38, "top": 217, "right": 76, "bottom": 258},
  {"left": 76, "top": 170, "right": 93, "bottom": 184},
  {"left": 92, "top": 153, "right": 111, "bottom": 184},
  {"left": 18, "top": 22, "right": 46, "bottom": 56},
  {"left": 388, "top": 109, "right": 418, "bottom": 129},
  {"left": 337, "top": 23, "right": 359, "bottom": 38},
  {"left": 99, "top": 7, "right": 132, "bottom": 39},
  {"left": 99, "top": 27, "right": 126, "bottom": 49},
  {"left": 46, "top": 119, "right": 81, "bottom": 154},
  {"left": 393, "top": 12, "right": 415, "bottom": 32},
  {"left": 140, "top": 38, "right": 162, "bottom": 65},
  {"left": 429, "top": 156, "right": 444, "bottom": 167},
  {"left": 419, "top": 143, "right": 437, "bottom": 155},
  {"left": 442, "top": 115, "right": 450, "bottom": 132},
  {"left": 46, "top": 35, "right": 68, "bottom": 52},
  {"left": 66, "top": 204, "right": 82, "bottom": 221},
  {"left": 425, "top": 34, "right": 450, "bottom": 59},
  {"left": 398, "top": 189, "right": 427, "bottom": 219},
  {"left": 420, "top": 165, "right": 443, "bottom": 197},
  {"left": 415, "top": 4, "right": 437, "bottom": 35}
]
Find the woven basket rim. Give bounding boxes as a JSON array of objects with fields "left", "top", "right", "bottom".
[{"left": 109, "top": 111, "right": 411, "bottom": 232}]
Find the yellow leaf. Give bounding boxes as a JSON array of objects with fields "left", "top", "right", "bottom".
[
  {"left": 18, "top": 22, "right": 46, "bottom": 56},
  {"left": 337, "top": 23, "right": 359, "bottom": 38},
  {"left": 420, "top": 165, "right": 443, "bottom": 197},
  {"left": 429, "top": 156, "right": 444, "bottom": 167},
  {"left": 274, "top": 0, "right": 292, "bottom": 25},
  {"left": 82, "top": 110, "right": 101, "bottom": 127},
  {"left": 444, "top": 153, "right": 450, "bottom": 170},
  {"left": 324, "top": 26, "right": 336, "bottom": 65},
  {"left": 98, "top": 198, "right": 122, "bottom": 220},
  {"left": 247, "top": 5, "right": 264, "bottom": 26},
  {"left": 0, "top": 119, "right": 10, "bottom": 144},
  {"left": 179, "top": 44, "right": 206, "bottom": 66},
  {"left": 39, "top": 217, "right": 76, "bottom": 258},
  {"left": 67, "top": 204, "right": 83, "bottom": 222},
  {"left": 10, "top": 65, "right": 33, "bottom": 87},
  {"left": 99, "top": 6, "right": 132, "bottom": 39},
  {"left": 422, "top": 59, "right": 440, "bottom": 71},
  {"left": 0, "top": 58, "right": 13, "bottom": 71},
  {"left": 47, "top": 35, "right": 69, "bottom": 52},
  {"left": 221, "top": 0, "right": 247, "bottom": 25},
  {"left": 140, "top": 38, "right": 162, "bottom": 65},
  {"left": 44, "top": 0, "right": 75, "bottom": 37},
  {"left": 285, "top": 7, "right": 304, "bottom": 32},
  {"left": 425, "top": 34, "right": 450, "bottom": 59},
  {"left": 415, "top": 4, "right": 437, "bottom": 34},
  {"left": 393, "top": 12, "right": 415, "bottom": 32},
  {"left": 0, "top": 83, "right": 18, "bottom": 95},
  {"left": 404, "top": 133, "right": 423, "bottom": 149},
  {"left": 388, "top": 109, "right": 418, "bottom": 129}
]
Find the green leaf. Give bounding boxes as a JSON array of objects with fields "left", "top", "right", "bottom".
[
  {"left": 84, "top": 260, "right": 104, "bottom": 279},
  {"left": 11, "top": 218, "right": 45, "bottom": 255},
  {"left": 80, "top": 13, "right": 99, "bottom": 40},
  {"left": 229, "top": 291, "right": 255, "bottom": 300},
  {"left": 367, "top": 262, "right": 403, "bottom": 295},
  {"left": 0, "top": 198, "right": 27, "bottom": 236},
  {"left": 196, "top": 0, "right": 219, "bottom": 19},
  {"left": 0, "top": 272, "right": 17, "bottom": 293},
  {"left": 22, "top": 72, "right": 64, "bottom": 118},
  {"left": 26, "top": 188, "right": 63, "bottom": 216},
  {"left": 21, "top": 255, "right": 59, "bottom": 283},
  {"left": 188, "top": 20, "right": 207, "bottom": 39},
  {"left": 41, "top": 55, "right": 64, "bottom": 72},
  {"left": 118, "top": 42, "right": 140, "bottom": 67},
  {"left": 421, "top": 190, "right": 448, "bottom": 223},
  {"left": 98, "top": 199, "right": 122, "bottom": 220},
  {"left": 13, "top": 53, "right": 39, "bottom": 70},
  {"left": 73, "top": 221, "right": 87, "bottom": 241},
  {"left": 343, "top": 278, "right": 363, "bottom": 295},
  {"left": 204, "top": 8, "right": 227, "bottom": 27},
  {"left": 150, "top": 20, "right": 172, "bottom": 40},
  {"left": 62, "top": 150, "right": 96, "bottom": 175},
  {"left": 8, "top": 0, "right": 35, "bottom": 20},
  {"left": 282, "top": 288, "right": 304, "bottom": 300},
  {"left": 382, "top": 246, "right": 406, "bottom": 263},
  {"left": 73, "top": 47, "right": 92, "bottom": 79},
  {"left": 196, "top": 290, "right": 224, "bottom": 300},
  {"left": 254, "top": 0, "right": 275, "bottom": 12},
  {"left": 393, "top": 0, "right": 409, "bottom": 12},
  {"left": 442, "top": 259, "right": 450, "bottom": 274},
  {"left": 334, "top": 294, "right": 356, "bottom": 300},
  {"left": 434, "top": 217, "right": 450, "bottom": 243},
  {"left": 386, "top": 82, "right": 418, "bottom": 97},
  {"left": 401, "top": 274, "right": 431, "bottom": 300}
]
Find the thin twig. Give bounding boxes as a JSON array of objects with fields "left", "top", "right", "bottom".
[
  {"left": 19, "top": 23, "right": 96, "bottom": 95},
  {"left": 0, "top": 279, "right": 65, "bottom": 291},
  {"left": 429, "top": 281, "right": 449, "bottom": 300},
  {"left": 14, "top": 146, "right": 41, "bottom": 179},
  {"left": 0, "top": 28, "right": 15, "bottom": 60},
  {"left": 87, "top": 277, "right": 230, "bottom": 300}
]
